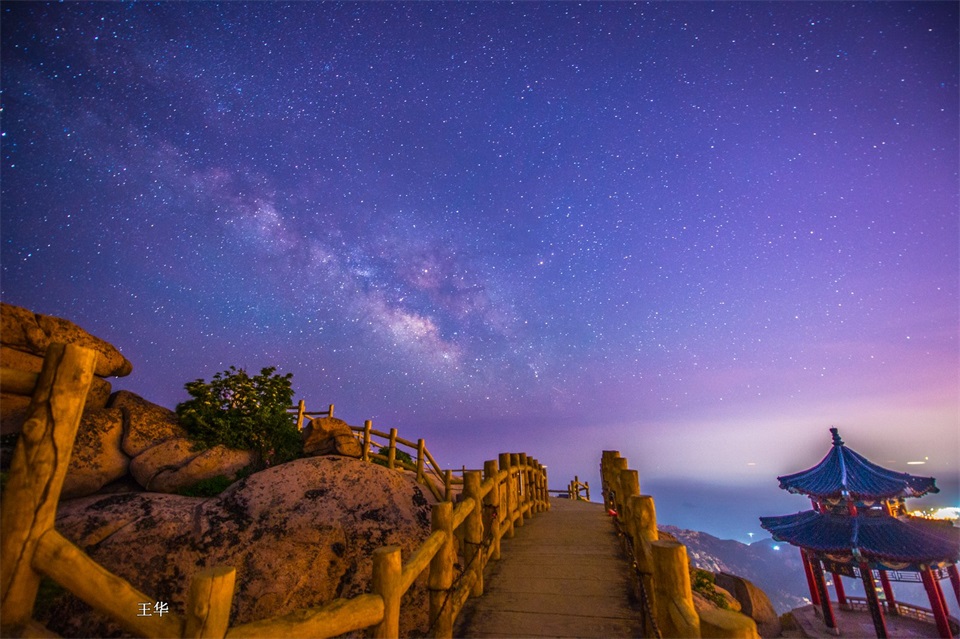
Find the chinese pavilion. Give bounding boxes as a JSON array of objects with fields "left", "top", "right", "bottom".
[{"left": 760, "top": 428, "right": 960, "bottom": 638}]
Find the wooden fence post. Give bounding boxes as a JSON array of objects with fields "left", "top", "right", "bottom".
[
  {"left": 652, "top": 540, "right": 700, "bottom": 638},
  {"left": 362, "top": 420, "right": 372, "bottom": 462},
  {"left": 619, "top": 469, "right": 640, "bottom": 539},
  {"left": 444, "top": 469, "right": 452, "bottom": 502},
  {"left": 600, "top": 450, "right": 621, "bottom": 510},
  {"left": 610, "top": 457, "right": 629, "bottom": 514},
  {"left": 372, "top": 546, "right": 402, "bottom": 639},
  {"left": 185, "top": 566, "right": 236, "bottom": 638},
  {"left": 0, "top": 343, "right": 97, "bottom": 636},
  {"left": 510, "top": 453, "right": 528, "bottom": 526},
  {"left": 520, "top": 454, "right": 534, "bottom": 519},
  {"left": 328, "top": 403, "right": 335, "bottom": 418},
  {"left": 387, "top": 428, "right": 398, "bottom": 470},
  {"left": 429, "top": 502, "right": 454, "bottom": 639},
  {"left": 499, "top": 453, "right": 514, "bottom": 539},
  {"left": 533, "top": 460, "right": 545, "bottom": 512},
  {"left": 463, "top": 471, "right": 484, "bottom": 597},
  {"left": 295, "top": 399, "right": 306, "bottom": 431},
  {"left": 417, "top": 439, "right": 426, "bottom": 483},
  {"left": 483, "top": 460, "right": 501, "bottom": 561}
]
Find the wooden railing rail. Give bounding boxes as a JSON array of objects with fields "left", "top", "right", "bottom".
[
  {"left": 568, "top": 475, "right": 590, "bottom": 500},
  {"left": 1, "top": 356, "right": 548, "bottom": 638},
  {"left": 600, "top": 450, "right": 760, "bottom": 639}
]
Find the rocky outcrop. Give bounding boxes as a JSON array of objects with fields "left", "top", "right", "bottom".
[
  {"left": 0, "top": 303, "right": 132, "bottom": 377},
  {"left": 61, "top": 409, "right": 129, "bottom": 499},
  {"left": 0, "top": 303, "right": 131, "bottom": 434},
  {"left": 41, "top": 457, "right": 436, "bottom": 638},
  {"left": 303, "top": 416, "right": 362, "bottom": 458},
  {"left": 129, "top": 437, "right": 256, "bottom": 493},
  {"left": 110, "top": 390, "right": 185, "bottom": 457},
  {"left": 715, "top": 572, "right": 782, "bottom": 638}
]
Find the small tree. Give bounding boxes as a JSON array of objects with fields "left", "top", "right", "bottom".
[{"left": 176, "top": 366, "right": 302, "bottom": 468}]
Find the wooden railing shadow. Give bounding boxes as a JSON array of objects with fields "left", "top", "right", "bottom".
[{"left": 0, "top": 344, "right": 549, "bottom": 638}]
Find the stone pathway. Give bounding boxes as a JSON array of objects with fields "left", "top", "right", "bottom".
[{"left": 454, "top": 498, "right": 644, "bottom": 638}]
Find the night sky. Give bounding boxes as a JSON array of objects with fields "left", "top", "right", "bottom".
[{"left": 2, "top": 2, "right": 957, "bottom": 540}]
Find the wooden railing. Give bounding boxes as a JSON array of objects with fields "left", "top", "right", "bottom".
[
  {"left": 0, "top": 345, "right": 549, "bottom": 638},
  {"left": 600, "top": 450, "right": 760, "bottom": 639},
  {"left": 568, "top": 475, "right": 590, "bottom": 500},
  {"left": 289, "top": 401, "right": 454, "bottom": 502},
  {"left": 548, "top": 476, "right": 591, "bottom": 500}
]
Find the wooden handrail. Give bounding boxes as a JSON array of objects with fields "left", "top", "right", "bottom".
[{"left": 599, "top": 450, "right": 760, "bottom": 639}]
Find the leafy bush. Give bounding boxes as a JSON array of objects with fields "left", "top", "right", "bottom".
[
  {"left": 176, "top": 366, "right": 302, "bottom": 468},
  {"left": 372, "top": 445, "right": 414, "bottom": 469},
  {"left": 691, "top": 568, "right": 730, "bottom": 609}
]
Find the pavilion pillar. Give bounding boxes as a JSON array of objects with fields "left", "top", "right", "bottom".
[
  {"left": 810, "top": 556, "right": 837, "bottom": 632},
  {"left": 801, "top": 549, "right": 821, "bottom": 606},
  {"left": 859, "top": 563, "right": 888, "bottom": 639},
  {"left": 921, "top": 568, "right": 952, "bottom": 639},
  {"left": 948, "top": 565, "right": 960, "bottom": 608},
  {"left": 878, "top": 570, "right": 897, "bottom": 615},
  {"left": 831, "top": 572, "right": 847, "bottom": 606}
]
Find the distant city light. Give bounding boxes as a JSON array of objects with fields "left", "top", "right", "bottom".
[
  {"left": 773, "top": 545, "right": 781, "bottom": 551},
  {"left": 908, "top": 507, "right": 960, "bottom": 521}
]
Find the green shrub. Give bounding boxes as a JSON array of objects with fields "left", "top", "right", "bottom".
[
  {"left": 176, "top": 366, "right": 302, "bottom": 468},
  {"left": 371, "top": 445, "right": 414, "bottom": 468},
  {"left": 691, "top": 568, "right": 730, "bottom": 609}
]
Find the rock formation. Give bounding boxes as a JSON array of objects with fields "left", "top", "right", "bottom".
[
  {"left": 39, "top": 457, "right": 436, "bottom": 638},
  {"left": 0, "top": 302, "right": 133, "bottom": 434},
  {"left": 303, "top": 416, "right": 363, "bottom": 458},
  {"left": 714, "top": 572, "right": 782, "bottom": 638}
]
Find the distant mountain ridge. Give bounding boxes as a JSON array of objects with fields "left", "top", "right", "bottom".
[{"left": 661, "top": 525, "right": 810, "bottom": 614}]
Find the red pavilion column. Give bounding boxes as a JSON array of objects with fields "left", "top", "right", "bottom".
[
  {"left": 859, "top": 563, "right": 888, "bottom": 639},
  {"left": 920, "top": 568, "right": 952, "bottom": 639},
  {"left": 878, "top": 570, "right": 897, "bottom": 614},
  {"left": 810, "top": 556, "right": 837, "bottom": 631},
  {"left": 832, "top": 572, "right": 847, "bottom": 606},
  {"left": 949, "top": 565, "right": 960, "bottom": 608},
  {"left": 801, "top": 549, "right": 821, "bottom": 605}
]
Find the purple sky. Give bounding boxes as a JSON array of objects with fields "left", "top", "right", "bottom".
[{"left": 2, "top": 2, "right": 957, "bottom": 539}]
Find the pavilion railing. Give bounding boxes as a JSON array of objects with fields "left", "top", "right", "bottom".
[{"left": 842, "top": 597, "right": 960, "bottom": 634}]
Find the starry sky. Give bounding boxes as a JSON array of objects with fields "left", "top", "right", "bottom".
[{"left": 2, "top": 2, "right": 957, "bottom": 540}]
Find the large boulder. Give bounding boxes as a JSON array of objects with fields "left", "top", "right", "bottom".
[
  {"left": 715, "top": 572, "right": 781, "bottom": 638},
  {"left": 302, "top": 416, "right": 362, "bottom": 458},
  {"left": 62, "top": 408, "right": 130, "bottom": 499},
  {"left": 0, "top": 303, "right": 133, "bottom": 377},
  {"left": 109, "top": 391, "right": 186, "bottom": 457},
  {"left": 43, "top": 457, "right": 436, "bottom": 637},
  {"left": 129, "top": 437, "right": 255, "bottom": 492}
]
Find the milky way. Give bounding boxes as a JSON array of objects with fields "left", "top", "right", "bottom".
[{"left": 2, "top": 2, "right": 957, "bottom": 538}]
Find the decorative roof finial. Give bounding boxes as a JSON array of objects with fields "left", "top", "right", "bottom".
[{"left": 830, "top": 427, "right": 844, "bottom": 447}]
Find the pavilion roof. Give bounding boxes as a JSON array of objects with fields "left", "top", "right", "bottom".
[
  {"left": 759, "top": 510, "right": 960, "bottom": 567},
  {"left": 776, "top": 428, "right": 939, "bottom": 501}
]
